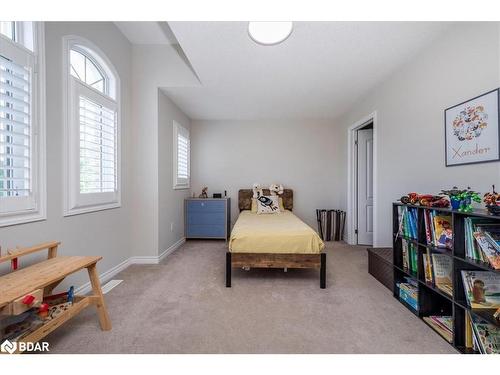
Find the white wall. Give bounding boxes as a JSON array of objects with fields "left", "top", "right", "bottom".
[
  {"left": 158, "top": 90, "right": 191, "bottom": 253},
  {"left": 130, "top": 44, "right": 199, "bottom": 257},
  {"left": 0, "top": 22, "right": 133, "bottom": 289},
  {"left": 334, "top": 22, "right": 500, "bottom": 247},
  {"left": 190, "top": 120, "right": 339, "bottom": 228}
]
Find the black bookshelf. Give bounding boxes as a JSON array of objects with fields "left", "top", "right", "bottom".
[{"left": 392, "top": 202, "right": 500, "bottom": 354}]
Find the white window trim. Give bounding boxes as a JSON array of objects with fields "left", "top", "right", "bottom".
[
  {"left": 173, "top": 120, "right": 190, "bottom": 190},
  {"left": 0, "top": 22, "right": 46, "bottom": 227},
  {"left": 62, "top": 35, "right": 121, "bottom": 216}
]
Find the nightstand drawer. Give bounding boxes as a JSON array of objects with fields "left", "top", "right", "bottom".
[
  {"left": 187, "top": 225, "right": 226, "bottom": 238},
  {"left": 187, "top": 200, "right": 225, "bottom": 213},
  {"left": 187, "top": 212, "right": 225, "bottom": 225}
]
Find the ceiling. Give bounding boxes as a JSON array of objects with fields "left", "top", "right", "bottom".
[
  {"left": 160, "top": 22, "right": 452, "bottom": 120},
  {"left": 115, "top": 22, "right": 178, "bottom": 45}
]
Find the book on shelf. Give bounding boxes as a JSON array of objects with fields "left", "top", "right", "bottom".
[
  {"left": 422, "top": 248, "right": 433, "bottom": 284},
  {"left": 423, "top": 315, "right": 453, "bottom": 343},
  {"left": 479, "top": 224, "right": 500, "bottom": 251},
  {"left": 469, "top": 312, "right": 500, "bottom": 354},
  {"left": 402, "top": 239, "right": 418, "bottom": 275},
  {"left": 433, "top": 214, "right": 453, "bottom": 249},
  {"left": 423, "top": 210, "right": 453, "bottom": 250},
  {"left": 474, "top": 232, "right": 500, "bottom": 269},
  {"left": 465, "top": 312, "right": 474, "bottom": 349},
  {"left": 431, "top": 253, "right": 453, "bottom": 297},
  {"left": 398, "top": 279, "right": 418, "bottom": 311},
  {"left": 461, "top": 270, "right": 500, "bottom": 309},
  {"left": 464, "top": 218, "right": 500, "bottom": 269},
  {"left": 398, "top": 206, "right": 418, "bottom": 240}
]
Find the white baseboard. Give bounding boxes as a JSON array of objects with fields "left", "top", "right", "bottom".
[
  {"left": 159, "top": 237, "right": 185, "bottom": 262},
  {"left": 75, "top": 237, "right": 186, "bottom": 295}
]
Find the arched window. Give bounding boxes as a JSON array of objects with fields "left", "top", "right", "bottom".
[
  {"left": 70, "top": 48, "right": 107, "bottom": 94},
  {"left": 63, "top": 36, "right": 121, "bottom": 216}
]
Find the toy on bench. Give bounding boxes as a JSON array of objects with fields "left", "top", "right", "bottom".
[{"left": 0, "top": 241, "right": 111, "bottom": 353}]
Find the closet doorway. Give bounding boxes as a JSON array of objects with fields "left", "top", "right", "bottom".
[
  {"left": 347, "top": 112, "right": 377, "bottom": 247},
  {"left": 356, "top": 123, "right": 373, "bottom": 245}
]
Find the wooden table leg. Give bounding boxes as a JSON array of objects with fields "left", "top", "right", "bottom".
[{"left": 87, "top": 264, "right": 112, "bottom": 331}]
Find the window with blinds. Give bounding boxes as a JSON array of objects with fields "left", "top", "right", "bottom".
[
  {"left": 173, "top": 121, "right": 190, "bottom": 189},
  {"left": 0, "top": 22, "right": 44, "bottom": 226},
  {"left": 177, "top": 132, "right": 189, "bottom": 180},
  {"left": 0, "top": 55, "right": 31, "bottom": 199},
  {"left": 79, "top": 96, "right": 117, "bottom": 194},
  {"left": 63, "top": 37, "right": 120, "bottom": 216}
]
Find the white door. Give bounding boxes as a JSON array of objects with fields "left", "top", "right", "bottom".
[{"left": 357, "top": 128, "right": 373, "bottom": 245}]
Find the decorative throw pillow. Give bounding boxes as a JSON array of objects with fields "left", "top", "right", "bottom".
[
  {"left": 256, "top": 195, "right": 281, "bottom": 214},
  {"left": 251, "top": 197, "right": 285, "bottom": 212}
]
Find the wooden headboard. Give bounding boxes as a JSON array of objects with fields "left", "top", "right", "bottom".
[{"left": 238, "top": 189, "right": 293, "bottom": 211}]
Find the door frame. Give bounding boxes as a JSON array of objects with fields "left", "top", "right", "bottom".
[{"left": 346, "top": 111, "right": 378, "bottom": 247}]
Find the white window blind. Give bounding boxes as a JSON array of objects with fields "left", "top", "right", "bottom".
[
  {"left": 63, "top": 36, "right": 120, "bottom": 216},
  {"left": 0, "top": 55, "right": 31, "bottom": 200},
  {"left": 0, "top": 22, "right": 44, "bottom": 227},
  {"left": 79, "top": 96, "right": 117, "bottom": 194},
  {"left": 173, "top": 121, "right": 190, "bottom": 189},
  {"left": 177, "top": 132, "right": 189, "bottom": 180}
]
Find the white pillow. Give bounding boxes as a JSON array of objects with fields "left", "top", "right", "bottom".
[{"left": 256, "top": 196, "right": 281, "bottom": 214}]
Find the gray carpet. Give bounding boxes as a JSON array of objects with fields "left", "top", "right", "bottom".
[{"left": 45, "top": 240, "right": 456, "bottom": 353}]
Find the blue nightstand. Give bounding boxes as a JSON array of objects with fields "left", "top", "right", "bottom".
[{"left": 185, "top": 198, "right": 231, "bottom": 240}]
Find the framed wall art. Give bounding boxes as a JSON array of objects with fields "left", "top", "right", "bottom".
[{"left": 444, "top": 88, "right": 500, "bottom": 166}]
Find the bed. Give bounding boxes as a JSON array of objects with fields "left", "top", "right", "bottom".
[{"left": 226, "top": 189, "right": 326, "bottom": 288}]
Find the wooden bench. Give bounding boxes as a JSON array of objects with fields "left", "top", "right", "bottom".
[{"left": 0, "top": 241, "right": 111, "bottom": 353}]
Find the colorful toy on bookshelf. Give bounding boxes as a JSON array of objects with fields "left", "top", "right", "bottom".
[
  {"left": 441, "top": 186, "right": 481, "bottom": 212},
  {"left": 399, "top": 193, "right": 449, "bottom": 207},
  {"left": 441, "top": 186, "right": 463, "bottom": 209},
  {"left": 484, "top": 185, "right": 500, "bottom": 216}
]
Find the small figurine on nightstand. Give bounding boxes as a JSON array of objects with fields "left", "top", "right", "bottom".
[{"left": 199, "top": 187, "right": 208, "bottom": 198}]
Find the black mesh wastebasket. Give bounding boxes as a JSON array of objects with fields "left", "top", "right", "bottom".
[{"left": 316, "top": 209, "right": 346, "bottom": 241}]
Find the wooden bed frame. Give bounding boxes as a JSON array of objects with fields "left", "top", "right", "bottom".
[{"left": 226, "top": 189, "right": 326, "bottom": 289}]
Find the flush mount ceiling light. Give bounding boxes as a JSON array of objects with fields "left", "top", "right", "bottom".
[{"left": 248, "top": 21, "right": 293, "bottom": 46}]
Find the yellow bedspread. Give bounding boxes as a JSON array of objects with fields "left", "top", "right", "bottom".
[{"left": 229, "top": 210, "right": 325, "bottom": 254}]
